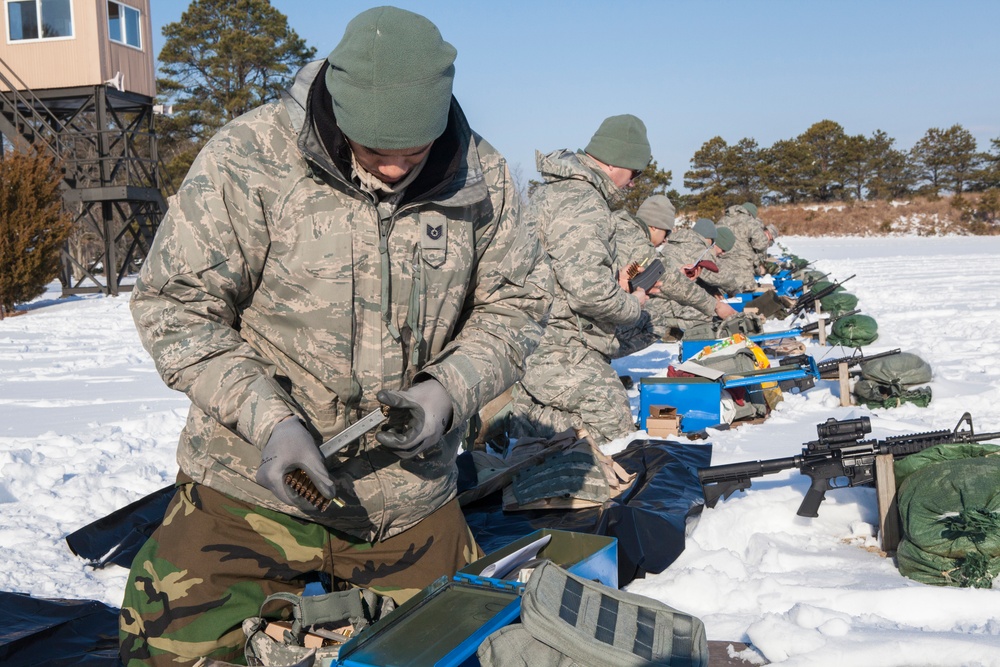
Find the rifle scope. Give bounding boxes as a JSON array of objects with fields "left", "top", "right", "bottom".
[{"left": 815, "top": 416, "right": 871, "bottom": 443}]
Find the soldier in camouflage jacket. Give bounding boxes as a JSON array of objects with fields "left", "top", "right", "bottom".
[
  {"left": 121, "top": 8, "right": 552, "bottom": 666},
  {"left": 613, "top": 197, "right": 736, "bottom": 341},
  {"left": 510, "top": 115, "right": 652, "bottom": 445},
  {"left": 698, "top": 225, "right": 757, "bottom": 296},
  {"left": 719, "top": 203, "right": 772, "bottom": 272}
]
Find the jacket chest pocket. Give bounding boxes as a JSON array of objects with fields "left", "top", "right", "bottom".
[{"left": 418, "top": 210, "right": 449, "bottom": 269}]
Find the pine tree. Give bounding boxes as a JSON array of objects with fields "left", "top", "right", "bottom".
[
  {"left": 695, "top": 190, "right": 726, "bottom": 222},
  {"left": 911, "top": 125, "right": 980, "bottom": 195},
  {"left": 724, "top": 138, "right": 767, "bottom": 205},
  {"left": 683, "top": 136, "right": 729, "bottom": 196},
  {"left": 841, "top": 133, "right": 874, "bottom": 201},
  {"left": 621, "top": 160, "right": 672, "bottom": 215},
  {"left": 867, "top": 131, "right": 914, "bottom": 201},
  {"left": 977, "top": 137, "right": 1000, "bottom": 190},
  {"left": 156, "top": 0, "right": 316, "bottom": 183},
  {"left": 942, "top": 125, "right": 980, "bottom": 194},
  {"left": 797, "top": 120, "right": 848, "bottom": 201},
  {"left": 765, "top": 138, "right": 812, "bottom": 204},
  {"left": 0, "top": 150, "right": 74, "bottom": 318}
]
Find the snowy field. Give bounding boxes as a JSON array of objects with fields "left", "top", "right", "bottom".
[{"left": 2, "top": 235, "right": 1000, "bottom": 666}]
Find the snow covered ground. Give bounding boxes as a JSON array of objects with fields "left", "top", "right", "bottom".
[{"left": 2, "top": 235, "right": 999, "bottom": 666}]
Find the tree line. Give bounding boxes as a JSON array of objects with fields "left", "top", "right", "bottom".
[
  {"left": 681, "top": 121, "right": 1000, "bottom": 218},
  {"left": 148, "top": 0, "right": 1000, "bottom": 226}
]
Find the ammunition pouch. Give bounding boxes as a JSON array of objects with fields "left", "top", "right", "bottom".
[
  {"left": 502, "top": 433, "right": 635, "bottom": 511},
  {"left": 714, "top": 311, "right": 764, "bottom": 338},
  {"left": 243, "top": 589, "right": 395, "bottom": 666},
  {"left": 744, "top": 291, "right": 791, "bottom": 319},
  {"left": 477, "top": 561, "right": 708, "bottom": 667}
]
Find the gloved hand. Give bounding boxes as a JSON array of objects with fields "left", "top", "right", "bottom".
[
  {"left": 375, "top": 378, "right": 453, "bottom": 459},
  {"left": 255, "top": 418, "right": 336, "bottom": 512}
]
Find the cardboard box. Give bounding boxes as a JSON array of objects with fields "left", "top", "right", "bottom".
[
  {"left": 646, "top": 405, "right": 681, "bottom": 437},
  {"left": 263, "top": 620, "right": 347, "bottom": 649}
]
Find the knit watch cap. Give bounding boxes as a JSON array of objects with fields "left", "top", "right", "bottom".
[
  {"left": 326, "top": 6, "right": 457, "bottom": 149},
  {"left": 584, "top": 114, "right": 651, "bottom": 171},
  {"left": 692, "top": 217, "right": 718, "bottom": 241},
  {"left": 637, "top": 195, "right": 676, "bottom": 231},
  {"left": 741, "top": 202, "right": 758, "bottom": 218},
  {"left": 716, "top": 226, "right": 737, "bottom": 252}
]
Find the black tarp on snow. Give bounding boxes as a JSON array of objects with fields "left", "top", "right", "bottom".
[
  {"left": 0, "top": 593, "right": 120, "bottom": 667},
  {"left": 462, "top": 439, "right": 710, "bottom": 586},
  {"left": 4, "top": 439, "right": 709, "bottom": 665},
  {"left": 65, "top": 485, "right": 176, "bottom": 569}
]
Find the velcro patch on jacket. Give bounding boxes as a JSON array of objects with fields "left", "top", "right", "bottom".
[{"left": 423, "top": 220, "right": 447, "bottom": 250}]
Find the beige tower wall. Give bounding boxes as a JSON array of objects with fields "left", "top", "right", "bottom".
[{"left": 0, "top": 0, "right": 154, "bottom": 98}]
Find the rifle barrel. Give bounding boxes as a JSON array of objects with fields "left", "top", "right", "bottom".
[
  {"left": 816, "top": 348, "right": 901, "bottom": 376},
  {"left": 792, "top": 274, "right": 856, "bottom": 315},
  {"left": 801, "top": 308, "right": 861, "bottom": 334}
]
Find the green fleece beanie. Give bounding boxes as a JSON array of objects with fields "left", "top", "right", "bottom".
[
  {"left": 637, "top": 194, "right": 676, "bottom": 231},
  {"left": 742, "top": 202, "right": 758, "bottom": 218},
  {"left": 325, "top": 6, "right": 457, "bottom": 149},
  {"left": 716, "top": 226, "right": 736, "bottom": 252},
  {"left": 692, "top": 218, "right": 717, "bottom": 241},
  {"left": 584, "top": 114, "right": 651, "bottom": 171}
]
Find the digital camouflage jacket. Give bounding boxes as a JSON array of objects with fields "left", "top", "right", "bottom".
[
  {"left": 612, "top": 210, "right": 716, "bottom": 317},
  {"left": 719, "top": 205, "right": 770, "bottom": 267},
  {"left": 526, "top": 150, "right": 643, "bottom": 359},
  {"left": 130, "top": 60, "right": 552, "bottom": 541},
  {"left": 660, "top": 227, "right": 714, "bottom": 273}
]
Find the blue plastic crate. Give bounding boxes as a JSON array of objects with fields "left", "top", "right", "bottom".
[
  {"left": 773, "top": 277, "right": 803, "bottom": 297},
  {"left": 640, "top": 358, "right": 818, "bottom": 434}
]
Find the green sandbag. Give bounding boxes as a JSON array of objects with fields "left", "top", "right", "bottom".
[
  {"left": 862, "top": 352, "right": 932, "bottom": 386},
  {"left": 854, "top": 353, "right": 933, "bottom": 408},
  {"left": 854, "top": 381, "right": 932, "bottom": 408},
  {"left": 895, "top": 442, "right": 1000, "bottom": 488},
  {"left": 826, "top": 314, "right": 878, "bottom": 347},
  {"left": 787, "top": 254, "right": 810, "bottom": 271},
  {"left": 894, "top": 444, "right": 1000, "bottom": 587},
  {"left": 819, "top": 291, "right": 859, "bottom": 317}
]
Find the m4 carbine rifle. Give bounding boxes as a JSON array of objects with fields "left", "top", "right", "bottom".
[
  {"left": 790, "top": 274, "right": 855, "bottom": 316},
  {"left": 698, "top": 412, "right": 1000, "bottom": 518},
  {"left": 797, "top": 308, "right": 861, "bottom": 335},
  {"left": 797, "top": 271, "right": 830, "bottom": 294},
  {"left": 813, "top": 347, "right": 900, "bottom": 379}
]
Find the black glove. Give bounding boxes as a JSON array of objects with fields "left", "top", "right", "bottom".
[
  {"left": 255, "top": 419, "right": 336, "bottom": 512},
  {"left": 375, "top": 378, "right": 453, "bottom": 459}
]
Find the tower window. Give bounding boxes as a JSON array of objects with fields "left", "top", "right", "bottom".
[
  {"left": 7, "top": 0, "right": 73, "bottom": 41},
  {"left": 107, "top": 1, "right": 141, "bottom": 49}
]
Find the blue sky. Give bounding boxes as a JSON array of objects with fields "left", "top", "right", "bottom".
[{"left": 151, "top": 1, "right": 1000, "bottom": 190}]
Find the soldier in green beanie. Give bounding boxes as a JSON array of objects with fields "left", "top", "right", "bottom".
[
  {"left": 700, "top": 225, "right": 759, "bottom": 295},
  {"left": 510, "top": 115, "right": 658, "bottom": 445},
  {"left": 612, "top": 197, "right": 736, "bottom": 345},
  {"left": 120, "top": 7, "right": 553, "bottom": 666}
]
